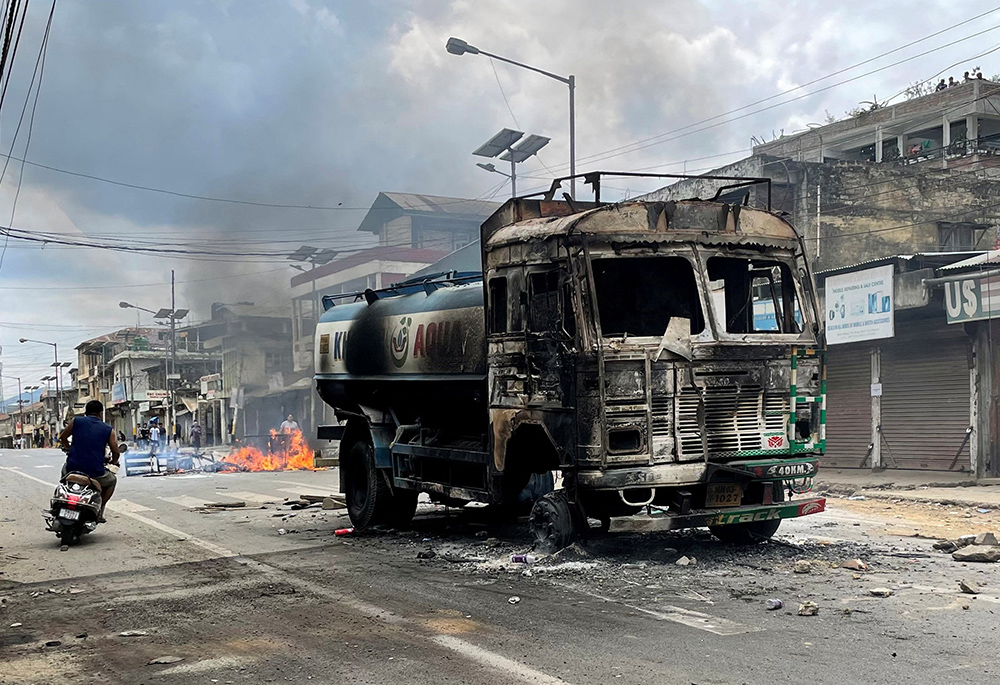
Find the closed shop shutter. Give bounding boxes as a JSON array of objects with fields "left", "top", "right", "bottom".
[
  {"left": 879, "top": 321, "right": 971, "bottom": 471},
  {"left": 824, "top": 345, "right": 872, "bottom": 468}
]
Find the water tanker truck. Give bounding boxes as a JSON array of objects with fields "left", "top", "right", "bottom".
[{"left": 315, "top": 173, "right": 827, "bottom": 551}]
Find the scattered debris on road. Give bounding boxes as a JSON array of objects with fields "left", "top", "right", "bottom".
[
  {"left": 952, "top": 545, "right": 1000, "bottom": 562},
  {"left": 868, "top": 588, "right": 893, "bottom": 597},
  {"left": 118, "top": 630, "right": 149, "bottom": 637},
  {"left": 507, "top": 596, "right": 521, "bottom": 605},
  {"left": 797, "top": 601, "right": 819, "bottom": 616},
  {"left": 958, "top": 579, "right": 981, "bottom": 594},
  {"left": 147, "top": 656, "right": 185, "bottom": 665},
  {"left": 765, "top": 598, "right": 783, "bottom": 610}
]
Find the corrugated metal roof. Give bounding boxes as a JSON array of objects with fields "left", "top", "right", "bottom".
[
  {"left": 816, "top": 252, "right": 984, "bottom": 277},
  {"left": 938, "top": 249, "right": 1000, "bottom": 270},
  {"left": 76, "top": 327, "right": 161, "bottom": 349},
  {"left": 358, "top": 192, "right": 500, "bottom": 235},
  {"left": 381, "top": 192, "right": 500, "bottom": 216}
]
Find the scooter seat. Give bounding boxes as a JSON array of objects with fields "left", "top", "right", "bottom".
[{"left": 63, "top": 472, "right": 102, "bottom": 490}]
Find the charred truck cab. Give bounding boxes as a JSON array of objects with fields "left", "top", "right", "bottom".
[{"left": 316, "top": 173, "right": 827, "bottom": 551}]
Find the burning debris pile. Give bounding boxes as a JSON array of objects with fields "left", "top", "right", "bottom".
[{"left": 221, "top": 428, "right": 316, "bottom": 472}]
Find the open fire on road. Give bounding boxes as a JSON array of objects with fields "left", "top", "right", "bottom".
[{"left": 222, "top": 428, "right": 316, "bottom": 471}]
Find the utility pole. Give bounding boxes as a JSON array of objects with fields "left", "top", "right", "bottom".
[
  {"left": 170, "top": 269, "right": 176, "bottom": 447},
  {"left": 15, "top": 376, "right": 22, "bottom": 447}
]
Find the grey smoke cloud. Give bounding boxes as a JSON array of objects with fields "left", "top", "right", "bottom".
[{"left": 1, "top": 0, "right": 991, "bottom": 385}]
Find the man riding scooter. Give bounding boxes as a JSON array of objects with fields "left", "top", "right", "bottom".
[{"left": 58, "top": 400, "right": 121, "bottom": 522}]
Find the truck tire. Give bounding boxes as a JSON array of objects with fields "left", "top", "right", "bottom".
[
  {"left": 709, "top": 518, "right": 781, "bottom": 544},
  {"left": 343, "top": 439, "right": 391, "bottom": 531},
  {"left": 529, "top": 490, "right": 582, "bottom": 553}
]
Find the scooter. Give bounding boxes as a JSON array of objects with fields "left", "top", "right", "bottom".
[
  {"left": 44, "top": 444, "right": 126, "bottom": 547},
  {"left": 44, "top": 470, "right": 104, "bottom": 547}
]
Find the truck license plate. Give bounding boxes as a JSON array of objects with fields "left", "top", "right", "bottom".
[
  {"left": 59, "top": 508, "right": 80, "bottom": 521},
  {"left": 706, "top": 483, "right": 743, "bottom": 507}
]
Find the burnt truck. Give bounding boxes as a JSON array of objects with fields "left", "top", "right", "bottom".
[{"left": 315, "top": 173, "right": 827, "bottom": 551}]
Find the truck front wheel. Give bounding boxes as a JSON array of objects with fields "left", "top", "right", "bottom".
[
  {"left": 709, "top": 518, "right": 781, "bottom": 544},
  {"left": 529, "top": 490, "right": 583, "bottom": 553},
  {"left": 344, "top": 439, "right": 392, "bottom": 531}
]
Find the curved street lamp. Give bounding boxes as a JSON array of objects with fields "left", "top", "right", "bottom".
[
  {"left": 446, "top": 36, "right": 576, "bottom": 198},
  {"left": 18, "top": 338, "right": 63, "bottom": 426}
]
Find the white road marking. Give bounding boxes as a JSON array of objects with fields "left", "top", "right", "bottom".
[
  {"left": 272, "top": 478, "right": 340, "bottom": 492},
  {"left": 0, "top": 464, "right": 575, "bottom": 684},
  {"left": 432, "top": 635, "right": 571, "bottom": 684},
  {"left": 224, "top": 491, "right": 280, "bottom": 503},
  {"left": 278, "top": 487, "right": 332, "bottom": 497},
  {"left": 113, "top": 499, "right": 154, "bottom": 513},
  {"left": 108, "top": 507, "right": 238, "bottom": 558},
  {"left": 33, "top": 464, "right": 54, "bottom": 469},
  {"left": 155, "top": 656, "right": 258, "bottom": 676},
  {"left": 159, "top": 495, "right": 214, "bottom": 508},
  {"left": 556, "top": 584, "right": 757, "bottom": 636},
  {"left": 239, "top": 558, "right": 575, "bottom": 685}
]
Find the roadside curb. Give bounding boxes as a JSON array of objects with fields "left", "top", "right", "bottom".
[{"left": 818, "top": 483, "right": 1000, "bottom": 510}]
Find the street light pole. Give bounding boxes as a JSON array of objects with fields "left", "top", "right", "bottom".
[
  {"left": 18, "top": 338, "right": 61, "bottom": 429},
  {"left": 119, "top": 297, "right": 188, "bottom": 448},
  {"left": 447, "top": 37, "right": 576, "bottom": 199}
]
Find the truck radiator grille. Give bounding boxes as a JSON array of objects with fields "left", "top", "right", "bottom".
[
  {"left": 650, "top": 396, "right": 672, "bottom": 438},
  {"left": 677, "top": 385, "right": 789, "bottom": 460}
]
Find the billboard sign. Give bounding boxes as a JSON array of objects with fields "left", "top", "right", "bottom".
[
  {"left": 111, "top": 381, "right": 127, "bottom": 405},
  {"left": 944, "top": 273, "right": 1000, "bottom": 324},
  {"left": 825, "top": 265, "right": 894, "bottom": 345}
]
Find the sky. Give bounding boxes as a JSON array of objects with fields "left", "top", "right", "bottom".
[{"left": 2, "top": 0, "right": 999, "bottom": 400}]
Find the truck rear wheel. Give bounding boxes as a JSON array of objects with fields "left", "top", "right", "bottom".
[
  {"left": 709, "top": 518, "right": 781, "bottom": 544},
  {"left": 344, "top": 439, "right": 392, "bottom": 531},
  {"left": 343, "top": 438, "right": 418, "bottom": 530}
]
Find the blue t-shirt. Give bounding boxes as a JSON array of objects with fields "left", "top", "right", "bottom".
[{"left": 66, "top": 415, "right": 112, "bottom": 478}]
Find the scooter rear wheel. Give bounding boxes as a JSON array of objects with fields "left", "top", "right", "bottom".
[{"left": 59, "top": 527, "right": 75, "bottom": 546}]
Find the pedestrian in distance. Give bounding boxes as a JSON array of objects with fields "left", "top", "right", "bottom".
[
  {"left": 935, "top": 78, "right": 947, "bottom": 91},
  {"left": 149, "top": 423, "right": 161, "bottom": 454},
  {"left": 279, "top": 414, "right": 299, "bottom": 433},
  {"left": 190, "top": 419, "right": 202, "bottom": 450}
]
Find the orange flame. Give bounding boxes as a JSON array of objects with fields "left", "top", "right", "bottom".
[{"left": 223, "top": 428, "right": 316, "bottom": 471}]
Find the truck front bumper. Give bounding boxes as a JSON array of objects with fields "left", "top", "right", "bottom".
[
  {"left": 608, "top": 496, "right": 827, "bottom": 532},
  {"left": 577, "top": 456, "right": 820, "bottom": 491}
]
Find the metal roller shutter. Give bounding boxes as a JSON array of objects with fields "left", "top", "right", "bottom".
[
  {"left": 879, "top": 322, "right": 971, "bottom": 471},
  {"left": 824, "top": 346, "right": 872, "bottom": 468}
]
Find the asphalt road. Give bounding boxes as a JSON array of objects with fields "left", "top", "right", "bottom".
[{"left": 2, "top": 448, "right": 1000, "bottom": 685}]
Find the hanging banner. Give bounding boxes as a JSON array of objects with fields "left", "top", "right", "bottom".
[
  {"left": 111, "top": 381, "right": 127, "bottom": 405},
  {"left": 944, "top": 273, "right": 1000, "bottom": 323},
  {"left": 825, "top": 265, "right": 895, "bottom": 344}
]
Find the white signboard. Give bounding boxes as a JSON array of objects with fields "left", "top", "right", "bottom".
[{"left": 825, "top": 265, "right": 895, "bottom": 345}]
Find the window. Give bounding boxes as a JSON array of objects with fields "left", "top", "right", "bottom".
[
  {"left": 488, "top": 277, "right": 508, "bottom": 333},
  {"left": 938, "top": 222, "right": 987, "bottom": 251},
  {"left": 528, "top": 271, "right": 560, "bottom": 331},
  {"left": 592, "top": 257, "right": 704, "bottom": 337},
  {"left": 265, "top": 351, "right": 291, "bottom": 374},
  {"left": 706, "top": 257, "right": 800, "bottom": 334}
]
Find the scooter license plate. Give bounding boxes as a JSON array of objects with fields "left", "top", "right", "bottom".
[
  {"left": 59, "top": 508, "right": 80, "bottom": 521},
  {"left": 706, "top": 483, "right": 743, "bottom": 507}
]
